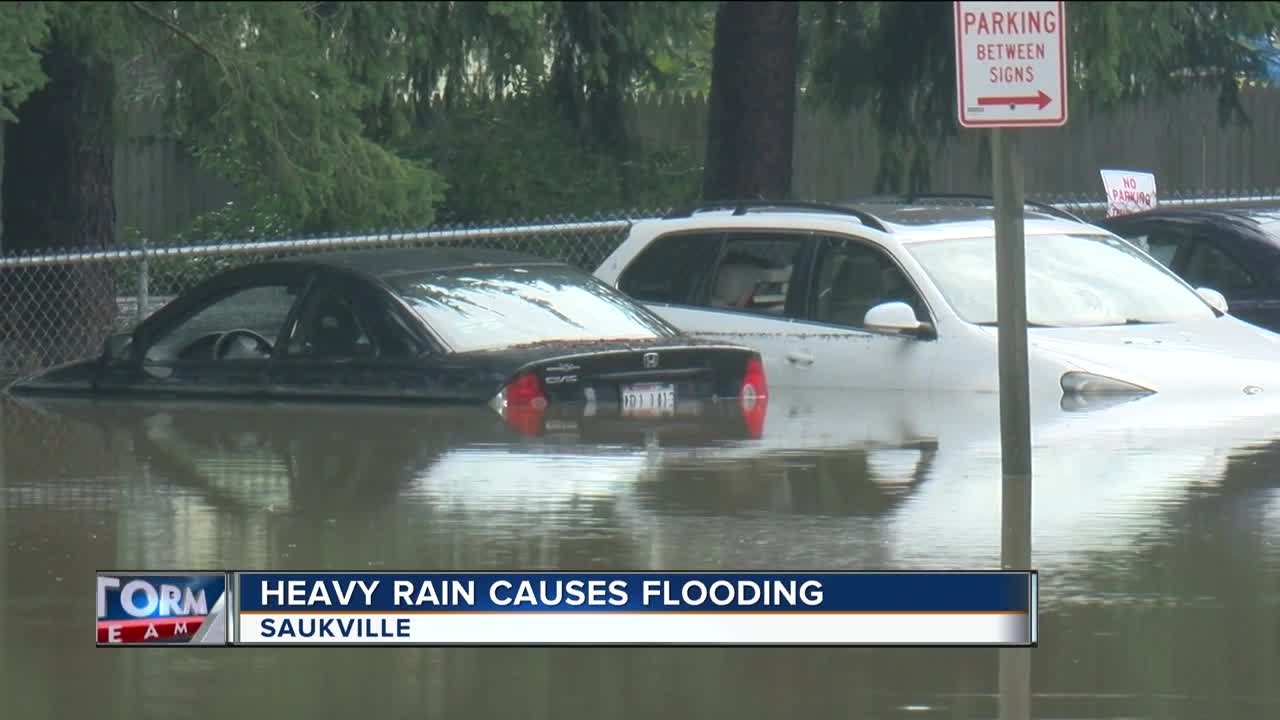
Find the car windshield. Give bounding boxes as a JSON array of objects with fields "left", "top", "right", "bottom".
[
  {"left": 1259, "top": 219, "right": 1280, "bottom": 244},
  {"left": 906, "top": 233, "right": 1217, "bottom": 327},
  {"left": 389, "top": 265, "right": 674, "bottom": 352}
]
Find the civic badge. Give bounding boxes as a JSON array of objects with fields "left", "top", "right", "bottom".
[{"left": 643, "top": 352, "right": 659, "bottom": 369}]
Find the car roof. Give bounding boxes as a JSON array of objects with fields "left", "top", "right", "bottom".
[
  {"left": 636, "top": 199, "right": 1107, "bottom": 243},
  {"left": 1099, "top": 206, "right": 1280, "bottom": 248},
  {"left": 273, "top": 246, "right": 568, "bottom": 279},
  {"left": 854, "top": 203, "right": 1089, "bottom": 238},
  {"left": 1100, "top": 206, "right": 1280, "bottom": 224}
]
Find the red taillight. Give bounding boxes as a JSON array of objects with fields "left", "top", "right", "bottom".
[
  {"left": 739, "top": 355, "right": 768, "bottom": 438},
  {"left": 740, "top": 355, "right": 768, "bottom": 401},
  {"left": 493, "top": 371, "right": 547, "bottom": 435},
  {"left": 502, "top": 371, "right": 547, "bottom": 409}
]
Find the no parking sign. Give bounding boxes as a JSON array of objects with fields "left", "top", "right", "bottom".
[{"left": 1100, "top": 170, "right": 1157, "bottom": 217}]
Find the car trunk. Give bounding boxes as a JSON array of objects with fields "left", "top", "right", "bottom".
[{"left": 460, "top": 338, "right": 767, "bottom": 431}]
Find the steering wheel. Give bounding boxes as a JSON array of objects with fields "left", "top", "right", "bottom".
[{"left": 212, "top": 329, "right": 274, "bottom": 360}]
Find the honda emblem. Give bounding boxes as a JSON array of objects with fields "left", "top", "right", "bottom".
[{"left": 643, "top": 352, "right": 659, "bottom": 369}]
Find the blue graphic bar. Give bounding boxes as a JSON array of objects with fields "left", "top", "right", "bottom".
[{"left": 235, "top": 571, "right": 1034, "bottom": 613}]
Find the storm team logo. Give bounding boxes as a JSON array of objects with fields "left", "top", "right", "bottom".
[{"left": 96, "top": 572, "right": 230, "bottom": 646}]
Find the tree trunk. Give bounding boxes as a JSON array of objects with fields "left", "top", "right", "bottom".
[
  {"left": 1, "top": 28, "right": 118, "bottom": 371},
  {"left": 702, "top": 1, "right": 799, "bottom": 202},
  {"left": 586, "top": 2, "right": 631, "bottom": 153}
]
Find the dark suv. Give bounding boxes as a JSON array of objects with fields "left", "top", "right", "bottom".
[{"left": 1099, "top": 207, "right": 1280, "bottom": 333}]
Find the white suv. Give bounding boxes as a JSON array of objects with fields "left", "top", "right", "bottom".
[{"left": 594, "top": 199, "right": 1280, "bottom": 402}]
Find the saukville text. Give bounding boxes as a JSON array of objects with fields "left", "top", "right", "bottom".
[{"left": 259, "top": 617, "right": 411, "bottom": 639}]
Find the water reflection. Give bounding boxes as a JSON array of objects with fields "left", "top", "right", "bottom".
[{"left": 2, "top": 387, "right": 1279, "bottom": 719}]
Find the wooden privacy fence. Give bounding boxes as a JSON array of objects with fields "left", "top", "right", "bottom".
[
  {"left": 104, "top": 87, "right": 1280, "bottom": 245},
  {"left": 631, "top": 87, "right": 1280, "bottom": 201}
]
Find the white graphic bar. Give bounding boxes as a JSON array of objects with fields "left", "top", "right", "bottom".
[{"left": 235, "top": 612, "right": 1032, "bottom": 646}]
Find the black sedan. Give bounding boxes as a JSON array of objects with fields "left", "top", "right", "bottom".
[
  {"left": 1099, "top": 207, "right": 1280, "bottom": 333},
  {"left": 7, "top": 247, "right": 769, "bottom": 428}
]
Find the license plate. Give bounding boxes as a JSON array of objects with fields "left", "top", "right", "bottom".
[{"left": 621, "top": 382, "right": 676, "bottom": 417}]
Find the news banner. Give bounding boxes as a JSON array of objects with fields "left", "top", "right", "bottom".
[{"left": 96, "top": 570, "right": 1038, "bottom": 647}]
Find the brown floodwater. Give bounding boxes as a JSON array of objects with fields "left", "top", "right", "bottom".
[{"left": 1, "top": 387, "right": 1277, "bottom": 719}]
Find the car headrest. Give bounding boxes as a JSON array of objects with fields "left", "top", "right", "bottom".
[{"left": 713, "top": 264, "right": 764, "bottom": 306}]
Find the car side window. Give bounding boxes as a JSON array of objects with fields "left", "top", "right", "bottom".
[
  {"left": 707, "top": 234, "right": 806, "bottom": 316},
  {"left": 1182, "top": 238, "right": 1255, "bottom": 292},
  {"left": 1145, "top": 235, "right": 1182, "bottom": 267},
  {"left": 144, "top": 284, "right": 299, "bottom": 364},
  {"left": 1123, "top": 226, "right": 1190, "bottom": 268},
  {"left": 286, "top": 288, "right": 377, "bottom": 359},
  {"left": 811, "top": 236, "right": 927, "bottom": 329},
  {"left": 285, "top": 283, "right": 424, "bottom": 360},
  {"left": 617, "top": 233, "right": 723, "bottom": 305},
  {"left": 1122, "top": 233, "right": 1154, "bottom": 258}
]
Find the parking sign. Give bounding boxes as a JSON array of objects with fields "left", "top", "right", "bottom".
[{"left": 954, "top": 1, "right": 1068, "bottom": 128}]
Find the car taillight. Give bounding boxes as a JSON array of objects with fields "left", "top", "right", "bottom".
[
  {"left": 491, "top": 371, "right": 547, "bottom": 436},
  {"left": 498, "top": 371, "right": 548, "bottom": 409},
  {"left": 740, "top": 355, "right": 768, "bottom": 402},
  {"left": 739, "top": 355, "right": 768, "bottom": 438}
]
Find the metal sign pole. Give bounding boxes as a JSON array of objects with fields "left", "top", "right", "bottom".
[
  {"left": 955, "top": 4, "right": 1064, "bottom": 715},
  {"left": 992, "top": 127, "right": 1032, "bottom": 572},
  {"left": 992, "top": 126, "right": 1033, "bottom": 720}
]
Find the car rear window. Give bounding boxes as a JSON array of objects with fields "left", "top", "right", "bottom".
[{"left": 388, "top": 265, "right": 676, "bottom": 353}]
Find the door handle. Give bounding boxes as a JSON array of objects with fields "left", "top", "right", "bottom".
[{"left": 786, "top": 351, "right": 814, "bottom": 366}]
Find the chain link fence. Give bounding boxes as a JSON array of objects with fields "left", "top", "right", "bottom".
[
  {"left": 0, "top": 210, "right": 657, "bottom": 382},
  {"left": 3, "top": 189, "right": 1279, "bottom": 384}
]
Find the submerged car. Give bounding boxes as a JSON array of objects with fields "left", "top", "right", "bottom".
[
  {"left": 1098, "top": 206, "right": 1280, "bottom": 333},
  {"left": 7, "top": 247, "right": 768, "bottom": 427},
  {"left": 593, "top": 198, "right": 1280, "bottom": 402}
]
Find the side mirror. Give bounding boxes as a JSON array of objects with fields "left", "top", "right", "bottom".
[
  {"left": 1195, "top": 287, "right": 1229, "bottom": 314},
  {"left": 102, "top": 332, "right": 134, "bottom": 363},
  {"left": 863, "top": 302, "right": 934, "bottom": 337}
]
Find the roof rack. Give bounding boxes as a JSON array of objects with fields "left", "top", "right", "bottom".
[
  {"left": 896, "top": 193, "right": 1087, "bottom": 223},
  {"left": 662, "top": 200, "right": 889, "bottom": 232}
]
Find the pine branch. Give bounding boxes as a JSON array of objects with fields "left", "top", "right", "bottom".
[{"left": 125, "top": 1, "right": 231, "bottom": 81}]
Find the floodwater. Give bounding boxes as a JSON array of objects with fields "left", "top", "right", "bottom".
[{"left": 1, "top": 386, "right": 1278, "bottom": 719}]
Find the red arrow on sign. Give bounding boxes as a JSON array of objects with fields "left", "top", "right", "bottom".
[{"left": 977, "top": 90, "right": 1052, "bottom": 109}]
